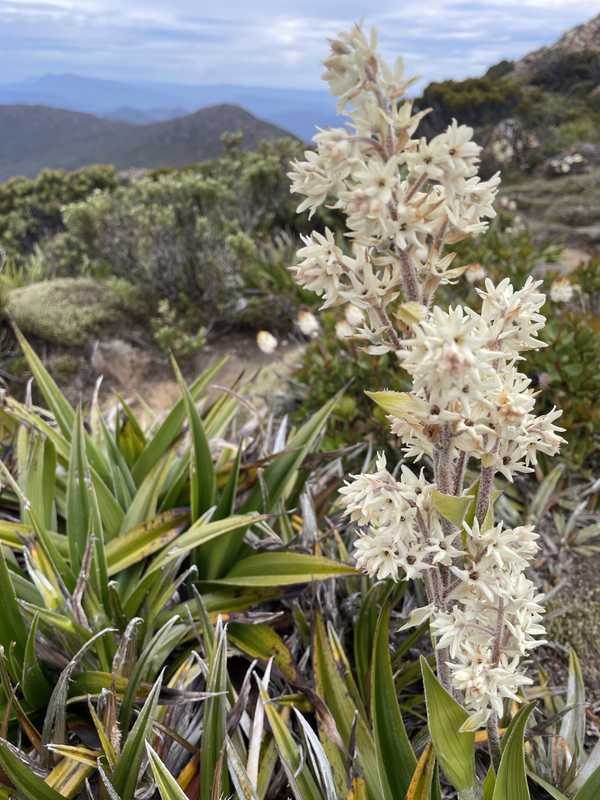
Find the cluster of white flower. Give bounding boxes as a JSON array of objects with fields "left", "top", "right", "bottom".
[
  {"left": 289, "top": 25, "right": 500, "bottom": 336},
  {"left": 432, "top": 518, "right": 545, "bottom": 726},
  {"left": 339, "top": 453, "right": 448, "bottom": 581},
  {"left": 546, "top": 152, "right": 585, "bottom": 176},
  {"left": 390, "top": 277, "right": 565, "bottom": 480},
  {"left": 289, "top": 24, "right": 564, "bottom": 730},
  {"left": 338, "top": 454, "right": 546, "bottom": 725}
]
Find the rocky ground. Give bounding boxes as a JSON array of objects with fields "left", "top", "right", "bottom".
[
  {"left": 90, "top": 331, "right": 304, "bottom": 424},
  {"left": 507, "top": 165, "right": 600, "bottom": 254}
]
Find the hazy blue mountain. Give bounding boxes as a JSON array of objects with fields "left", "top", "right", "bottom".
[
  {"left": 0, "top": 74, "right": 339, "bottom": 139},
  {"left": 0, "top": 103, "right": 293, "bottom": 181}
]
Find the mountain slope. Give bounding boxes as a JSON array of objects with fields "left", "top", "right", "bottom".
[
  {"left": 0, "top": 74, "right": 339, "bottom": 140},
  {"left": 514, "top": 12, "right": 600, "bottom": 77},
  {"left": 0, "top": 106, "right": 134, "bottom": 181},
  {"left": 101, "top": 104, "right": 293, "bottom": 168},
  {"left": 0, "top": 103, "right": 293, "bottom": 181},
  {"left": 415, "top": 11, "right": 600, "bottom": 173}
]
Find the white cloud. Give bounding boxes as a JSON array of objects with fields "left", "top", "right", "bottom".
[{"left": 1, "top": 0, "right": 600, "bottom": 87}]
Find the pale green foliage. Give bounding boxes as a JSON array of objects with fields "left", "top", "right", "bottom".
[{"left": 0, "top": 334, "right": 356, "bottom": 799}]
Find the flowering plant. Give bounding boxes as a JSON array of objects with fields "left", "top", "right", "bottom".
[{"left": 289, "top": 23, "right": 565, "bottom": 779}]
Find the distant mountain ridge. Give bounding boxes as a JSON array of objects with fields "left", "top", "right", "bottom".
[
  {"left": 0, "top": 103, "right": 294, "bottom": 181},
  {"left": 0, "top": 74, "right": 339, "bottom": 139}
]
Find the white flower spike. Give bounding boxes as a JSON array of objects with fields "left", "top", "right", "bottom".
[{"left": 289, "top": 23, "right": 565, "bottom": 730}]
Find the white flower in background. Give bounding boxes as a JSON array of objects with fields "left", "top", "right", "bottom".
[
  {"left": 549, "top": 277, "right": 574, "bottom": 303},
  {"left": 335, "top": 320, "right": 354, "bottom": 339},
  {"left": 345, "top": 304, "right": 364, "bottom": 327},
  {"left": 256, "top": 331, "right": 278, "bottom": 354},
  {"left": 297, "top": 309, "right": 320, "bottom": 336},
  {"left": 465, "top": 263, "right": 487, "bottom": 284},
  {"left": 498, "top": 196, "right": 517, "bottom": 212},
  {"left": 492, "top": 139, "right": 515, "bottom": 164},
  {"left": 289, "top": 23, "right": 564, "bottom": 728}
]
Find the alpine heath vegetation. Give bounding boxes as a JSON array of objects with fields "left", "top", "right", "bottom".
[{"left": 288, "top": 23, "right": 565, "bottom": 750}]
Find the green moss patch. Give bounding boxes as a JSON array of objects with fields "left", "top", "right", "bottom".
[{"left": 3, "top": 277, "right": 137, "bottom": 347}]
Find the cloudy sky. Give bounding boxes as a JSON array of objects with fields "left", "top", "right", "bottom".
[{"left": 2, "top": 0, "right": 600, "bottom": 89}]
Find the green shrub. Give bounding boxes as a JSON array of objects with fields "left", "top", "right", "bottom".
[
  {"left": 417, "top": 76, "right": 522, "bottom": 133},
  {"left": 527, "top": 263, "right": 600, "bottom": 466},
  {"left": 484, "top": 59, "right": 515, "bottom": 80},
  {"left": 0, "top": 164, "right": 120, "bottom": 265},
  {"left": 530, "top": 49, "right": 600, "bottom": 94},
  {"left": 150, "top": 298, "right": 208, "bottom": 356},
  {"left": 27, "top": 138, "right": 325, "bottom": 331}
]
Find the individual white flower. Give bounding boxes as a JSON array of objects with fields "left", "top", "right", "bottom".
[
  {"left": 345, "top": 304, "right": 364, "bottom": 326},
  {"left": 297, "top": 309, "right": 320, "bottom": 336},
  {"left": 354, "top": 528, "right": 403, "bottom": 581},
  {"left": 465, "top": 263, "right": 486, "bottom": 284},
  {"left": 426, "top": 528, "right": 466, "bottom": 566},
  {"left": 441, "top": 120, "right": 481, "bottom": 176},
  {"left": 292, "top": 228, "right": 346, "bottom": 307},
  {"left": 313, "top": 127, "right": 355, "bottom": 166},
  {"left": 352, "top": 157, "right": 401, "bottom": 206},
  {"left": 256, "top": 331, "right": 278, "bottom": 354},
  {"left": 405, "top": 137, "right": 448, "bottom": 181},
  {"left": 549, "top": 277, "right": 574, "bottom": 303},
  {"left": 288, "top": 150, "right": 335, "bottom": 217},
  {"left": 339, "top": 452, "right": 410, "bottom": 528},
  {"left": 477, "top": 276, "right": 547, "bottom": 355},
  {"left": 336, "top": 319, "right": 354, "bottom": 339}
]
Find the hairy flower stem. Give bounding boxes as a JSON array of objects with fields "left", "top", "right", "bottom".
[
  {"left": 398, "top": 249, "right": 421, "bottom": 302},
  {"left": 476, "top": 464, "right": 494, "bottom": 526},
  {"left": 435, "top": 427, "right": 454, "bottom": 494},
  {"left": 435, "top": 428, "right": 456, "bottom": 550},
  {"left": 425, "top": 572, "right": 453, "bottom": 692},
  {"left": 487, "top": 710, "right": 502, "bottom": 772},
  {"left": 453, "top": 450, "right": 467, "bottom": 496},
  {"left": 428, "top": 428, "right": 458, "bottom": 694},
  {"left": 484, "top": 599, "right": 505, "bottom": 771}
]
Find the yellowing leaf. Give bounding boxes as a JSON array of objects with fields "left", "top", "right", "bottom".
[
  {"left": 431, "top": 489, "right": 473, "bottom": 528},
  {"left": 406, "top": 743, "right": 436, "bottom": 800},
  {"left": 395, "top": 302, "right": 427, "bottom": 327},
  {"left": 365, "top": 391, "right": 428, "bottom": 420}
]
